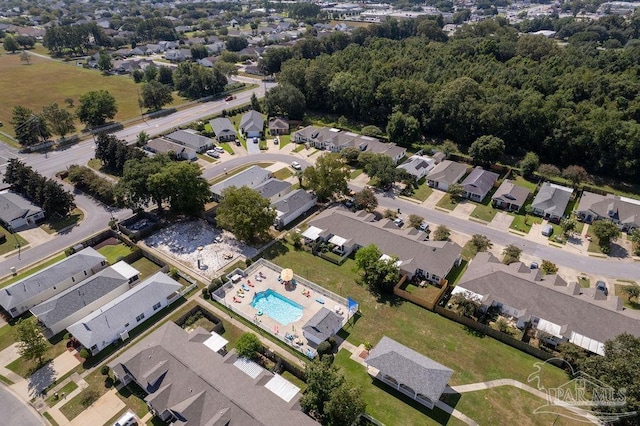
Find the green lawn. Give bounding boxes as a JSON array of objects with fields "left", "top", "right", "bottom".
[
  {"left": 509, "top": 212, "right": 542, "bottom": 234},
  {"left": 436, "top": 194, "right": 458, "bottom": 210},
  {"left": 45, "top": 381, "right": 78, "bottom": 407},
  {"left": 277, "top": 134, "right": 291, "bottom": 149},
  {"left": 293, "top": 144, "right": 305, "bottom": 153},
  {"left": 578, "top": 276, "right": 590, "bottom": 288},
  {"left": 97, "top": 243, "right": 133, "bottom": 265},
  {"left": 460, "top": 241, "right": 479, "bottom": 262},
  {"left": 0, "top": 252, "right": 65, "bottom": 288},
  {"left": 43, "top": 412, "right": 59, "bottom": 426},
  {"left": 334, "top": 350, "right": 463, "bottom": 426},
  {"left": 262, "top": 242, "right": 569, "bottom": 388},
  {"left": 0, "top": 52, "right": 186, "bottom": 138},
  {"left": 446, "top": 260, "right": 468, "bottom": 286},
  {"left": 0, "top": 225, "right": 28, "bottom": 256},
  {"left": 587, "top": 234, "right": 604, "bottom": 254},
  {"left": 129, "top": 257, "right": 163, "bottom": 280},
  {"left": 220, "top": 142, "right": 235, "bottom": 155},
  {"left": 0, "top": 325, "right": 15, "bottom": 352},
  {"left": 410, "top": 179, "right": 433, "bottom": 202},
  {"left": 116, "top": 381, "right": 150, "bottom": 418},
  {"left": 272, "top": 167, "right": 293, "bottom": 180},
  {"left": 40, "top": 209, "right": 84, "bottom": 234},
  {"left": 350, "top": 168, "right": 363, "bottom": 179},
  {"left": 6, "top": 323, "right": 69, "bottom": 378},
  {"left": 511, "top": 175, "right": 539, "bottom": 193},
  {"left": 86, "top": 158, "right": 120, "bottom": 179},
  {"left": 615, "top": 283, "right": 640, "bottom": 310},
  {"left": 60, "top": 368, "right": 111, "bottom": 420},
  {"left": 470, "top": 203, "right": 498, "bottom": 222},
  {"left": 196, "top": 153, "right": 217, "bottom": 163}
]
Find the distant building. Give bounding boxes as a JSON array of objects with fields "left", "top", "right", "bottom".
[
  {"left": 145, "top": 138, "right": 197, "bottom": 161},
  {"left": 460, "top": 166, "right": 499, "bottom": 202}
]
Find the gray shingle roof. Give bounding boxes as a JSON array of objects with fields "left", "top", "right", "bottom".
[
  {"left": 577, "top": 192, "right": 640, "bottom": 228},
  {"left": 492, "top": 179, "right": 530, "bottom": 207},
  {"left": 30, "top": 262, "right": 137, "bottom": 329},
  {"left": 273, "top": 189, "right": 316, "bottom": 223},
  {"left": 366, "top": 336, "right": 453, "bottom": 402},
  {"left": 109, "top": 322, "right": 318, "bottom": 426},
  {"left": 426, "top": 160, "right": 468, "bottom": 186},
  {"left": 397, "top": 155, "right": 435, "bottom": 178},
  {"left": 302, "top": 307, "right": 343, "bottom": 342},
  {"left": 165, "top": 130, "right": 215, "bottom": 151},
  {"left": 253, "top": 178, "right": 292, "bottom": 200},
  {"left": 0, "top": 191, "right": 42, "bottom": 223},
  {"left": 309, "top": 209, "right": 462, "bottom": 279},
  {"left": 146, "top": 138, "right": 196, "bottom": 157},
  {"left": 461, "top": 166, "right": 499, "bottom": 198},
  {"left": 268, "top": 117, "right": 289, "bottom": 130},
  {"left": 0, "top": 247, "right": 106, "bottom": 310},
  {"left": 209, "top": 117, "right": 237, "bottom": 139},
  {"left": 67, "top": 272, "right": 181, "bottom": 350},
  {"left": 531, "top": 182, "right": 573, "bottom": 217},
  {"left": 239, "top": 110, "right": 264, "bottom": 133},
  {"left": 209, "top": 165, "right": 271, "bottom": 196},
  {"left": 457, "top": 252, "right": 640, "bottom": 345}
]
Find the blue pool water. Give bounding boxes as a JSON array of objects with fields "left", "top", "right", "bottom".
[{"left": 251, "top": 289, "right": 304, "bottom": 326}]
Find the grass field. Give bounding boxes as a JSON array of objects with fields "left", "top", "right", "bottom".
[
  {"left": 470, "top": 203, "right": 498, "bottom": 222},
  {"left": 0, "top": 324, "right": 15, "bottom": 352},
  {"left": 45, "top": 380, "right": 78, "bottom": 407},
  {"left": 96, "top": 243, "right": 133, "bottom": 264},
  {"left": 262, "top": 242, "right": 569, "bottom": 389},
  {"left": 410, "top": 179, "right": 433, "bottom": 202},
  {"left": 436, "top": 194, "right": 458, "bottom": 211},
  {"left": 614, "top": 283, "right": 640, "bottom": 310},
  {"left": 272, "top": 167, "right": 293, "bottom": 180},
  {"left": 0, "top": 225, "right": 28, "bottom": 256},
  {"left": 509, "top": 212, "right": 542, "bottom": 233},
  {"left": 0, "top": 52, "right": 185, "bottom": 137},
  {"left": 0, "top": 252, "right": 65, "bottom": 288},
  {"left": 40, "top": 209, "right": 84, "bottom": 234},
  {"left": 129, "top": 257, "right": 162, "bottom": 280}
]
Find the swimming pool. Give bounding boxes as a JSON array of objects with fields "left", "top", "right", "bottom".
[{"left": 251, "top": 289, "right": 303, "bottom": 326}]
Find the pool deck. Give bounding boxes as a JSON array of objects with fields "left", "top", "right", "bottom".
[{"left": 220, "top": 263, "right": 349, "bottom": 356}]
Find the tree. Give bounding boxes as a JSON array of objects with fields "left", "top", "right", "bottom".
[
  {"left": 433, "top": 225, "right": 451, "bottom": 241},
  {"left": 361, "top": 125, "right": 383, "bottom": 137},
  {"left": 519, "top": 152, "right": 539, "bottom": 178},
  {"left": 136, "top": 131, "right": 150, "bottom": 147},
  {"left": 340, "top": 147, "right": 361, "bottom": 165},
  {"left": 557, "top": 342, "right": 586, "bottom": 371},
  {"left": 502, "top": 244, "right": 522, "bottom": 264},
  {"left": 301, "top": 359, "right": 345, "bottom": 422},
  {"left": 353, "top": 187, "right": 377, "bottom": 212},
  {"left": 76, "top": 90, "right": 118, "bottom": 128},
  {"left": 447, "top": 183, "right": 465, "bottom": 202},
  {"left": 173, "top": 62, "right": 227, "bottom": 100},
  {"left": 20, "top": 50, "right": 31, "bottom": 64},
  {"left": 560, "top": 217, "right": 577, "bottom": 237},
  {"left": 537, "top": 163, "right": 561, "bottom": 179},
  {"left": 622, "top": 284, "right": 640, "bottom": 303},
  {"left": 386, "top": 111, "right": 421, "bottom": 147},
  {"left": 562, "top": 165, "right": 589, "bottom": 187},
  {"left": 359, "top": 153, "right": 398, "bottom": 189},
  {"left": 98, "top": 52, "right": 112, "bottom": 74},
  {"left": 3, "top": 34, "right": 19, "bottom": 53},
  {"left": 450, "top": 293, "right": 481, "bottom": 318},
  {"left": 408, "top": 214, "right": 424, "bottom": 229},
  {"left": 14, "top": 319, "right": 48, "bottom": 366},
  {"left": 468, "top": 135, "right": 505, "bottom": 163},
  {"left": 157, "top": 66, "right": 174, "bottom": 86},
  {"left": 630, "top": 228, "right": 640, "bottom": 256},
  {"left": 590, "top": 219, "right": 621, "bottom": 254},
  {"left": 355, "top": 244, "right": 400, "bottom": 295},
  {"left": 470, "top": 234, "right": 492, "bottom": 253},
  {"left": 141, "top": 81, "right": 173, "bottom": 111},
  {"left": 216, "top": 186, "right": 276, "bottom": 242},
  {"left": 264, "top": 84, "right": 306, "bottom": 120},
  {"left": 578, "top": 333, "right": 640, "bottom": 423},
  {"left": 95, "top": 133, "right": 145, "bottom": 174},
  {"left": 250, "top": 93, "right": 261, "bottom": 112},
  {"left": 540, "top": 260, "right": 558, "bottom": 275},
  {"left": 324, "top": 382, "right": 366, "bottom": 426},
  {"left": 115, "top": 155, "right": 171, "bottom": 210},
  {"left": 225, "top": 36, "right": 248, "bottom": 52},
  {"left": 11, "top": 106, "right": 50, "bottom": 146},
  {"left": 235, "top": 333, "right": 262, "bottom": 359},
  {"left": 42, "top": 103, "right": 75, "bottom": 139},
  {"left": 303, "top": 153, "right": 349, "bottom": 201}
]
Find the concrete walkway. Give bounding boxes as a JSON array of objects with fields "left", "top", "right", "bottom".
[
  {"left": 69, "top": 388, "right": 125, "bottom": 426},
  {"left": 19, "top": 227, "right": 55, "bottom": 248},
  {"left": 11, "top": 350, "right": 81, "bottom": 400}
]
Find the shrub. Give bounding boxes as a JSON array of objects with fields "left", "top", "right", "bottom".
[
  {"left": 79, "top": 348, "right": 90, "bottom": 359},
  {"left": 0, "top": 233, "right": 5, "bottom": 244},
  {"left": 317, "top": 341, "right": 332, "bottom": 356},
  {"left": 64, "top": 247, "right": 75, "bottom": 257},
  {"left": 64, "top": 332, "right": 71, "bottom": 340},
  {"left": 245, "top": 258, "right": 252, "bottom": 266},
  {"left": 328, "top": 336, "right": 337, "bottom": 351},
  {"left": 201, "top": 288, "right": 210, "bottom": 299},
  {"left": 207, "top": 282, "right": 218, "bottom": 294},
  {"left": 236, "top": 333, "right": 262, "bottom": 359},
  {"left": 321, "top": 353, "right": 334, "bottom": 363},
  {"left": 169, "top": 267, "right": 180, "bottom": 279},
  {"left": 100, "top": 365, "right": 110, "bottom": 375}
]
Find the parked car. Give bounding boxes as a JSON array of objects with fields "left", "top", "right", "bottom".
[
  {"left": 225, "top": 95, "right": 235, "bottom": 101},
  {"left": 419, "top": 222, "right": 430, "bottom": 231},
  {"left": 113, "top": 411, "right": 137, "bottom": 426},
  {"left": 393, "top": 218, "right": 404, "bottom": 227},
  {"left": 214, "top": 146, "right": 225, "bottom": 153},
  {"left": 291, "top": 161, "right": 301, "bottom": 170},
  {"left": 253, "top": 137, "right": 259, "bottom": 144},
  {"left": 274, "top": 137, "right": 279, "bottom": 144},
  {"left": 205, "top": 149, "right": 220, "bottom": 158},
  {"left": 344, "top": 197, "right": 354, "bottom": 208},
  {"left": 596, "top": 280, "right": 608, "bottom": 296},
  {"left": 530, "top": 262, "right": 539, "bottom": 270},
  {"left": 235, "top": 139, "right": 241, "bottom": 146},
  {"left": 541, "top": 224, "right": 553, "bottom": 237}
]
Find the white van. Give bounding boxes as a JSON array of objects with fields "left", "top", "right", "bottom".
[{"left": 113, "top": 411, "right": 137, "bottom": 426}]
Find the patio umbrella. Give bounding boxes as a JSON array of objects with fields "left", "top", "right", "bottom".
[{"left": 281, "top": 268, "right": 294, "bottom": 281}]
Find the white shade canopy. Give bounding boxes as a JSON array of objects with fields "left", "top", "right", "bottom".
[{"left": 281, "top": 268, "right": 294, "bottom": 281}]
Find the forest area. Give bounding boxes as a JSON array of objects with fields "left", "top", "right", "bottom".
[{"left": 267, "top": 14, "right": 640, "bottom": 183}]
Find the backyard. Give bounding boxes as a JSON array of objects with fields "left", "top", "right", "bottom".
[
  {"left": 96, "top": 242, "right": 134, "bottom": 265},
  {"left": 614, "top": 283, "right": 640, "bottom": 310},
  {"left": 129, "top": 257, "right": 163, "bottom": 280}
]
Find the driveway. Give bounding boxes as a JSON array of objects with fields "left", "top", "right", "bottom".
[
  {"left": 422, "top": 190, "right": 446, "bottom": 209},
  {"left": 246, "top": 137, "right": 261, "bottom": 154},
  {"left": 489, "top": 212, "right": 514, "bottom": 230},
  {"left": 69, "top": 388, "right": 125, "bottom": 426},
  {"left": 12, "top": 350, "right": 80, "bottom": 399},
  {"left": 452, "top": 201, "right": 476, "bottom": 219}
]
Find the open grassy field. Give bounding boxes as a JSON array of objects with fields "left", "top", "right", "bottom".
[
  {"left": 96, "top": 243, "right": 133, "bottom": 265},
  {"left": 0, "top": 52, "right": 185, "bottom": 137},
  {"left": 262, "top": 242, "right": 569, "bottom": 389}
]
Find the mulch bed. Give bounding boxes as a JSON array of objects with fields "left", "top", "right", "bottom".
[{"left": 93, "top": 237, "right": 120, "bottom": 250}]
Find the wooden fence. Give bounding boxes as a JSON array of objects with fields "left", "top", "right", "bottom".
[{"left": 393, "top": 276, "right": 449, "bottom": 311}]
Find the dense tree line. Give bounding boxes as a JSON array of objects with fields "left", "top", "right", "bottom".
[
  {"left": 136, "top": 17, "right": 178, "bottom": 43},
  {"left": 173, "top": 62, "right": 228, "bottom": 100},
  {"left": 4, "top": 159, "right": 75, "bottom": 218},
  {"left": 274, "top": 16, "right": 640, "bottom": 182},
  {"left": 67, "top": 165, "right": 115, "bottom": 205},
  {"left": 95, "top": 133, "right": 146, "bottom": 175},
  {"left": 43, "top": 23, "right": 109, "bottom": 54}
]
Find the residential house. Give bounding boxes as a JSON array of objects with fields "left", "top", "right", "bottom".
[
  {"left": 165, "top": 130, "right": 215, "bottom": 153},
  {"left": 209, "top": 165, "right": 272, "bottom": 201},
  {"left": 453, "top": 252, "right": 640, "bottom": 355},
  {"left": 268, "top": 118, "right": 290, "bottom": 136},
  {"left": 397, "top": 155, "right": 436, "bottom": 181},
  {"left": 273, "top": 189, "right": 317, "bottom": 230},
  {"left": 253, "top": 178, "right": 293, "bottom": 202},
  {"left": 492, "top": 179, "right": 531, "bottom": 212},
  {"left": 0, "top": 248, "right": 107, "bottom": 318},
  {"left": 426, "top": 160, "right": 468, "bottom": 191},
  {"left": 460, "top": 166, "right": 499, "bottom": 202},
  {"left": 575, "top": 192, "right": 640, "bottom": 232},
  {"left": 145, "top": 138, "right": 197, "bottom": 161},
  {"left": 365, "top": 336, "right": 453, "bottom": 409},
  {"left": 293, "top": 126, "right": 406, "bottom": 164},
  {"left": 109, "top": 322, "right": 318, "bottom": 425},
  {"left": 531, "top": 182, "right": 573, "bottom": 222},
  {"left": 67, "top": 272, "right": 182, "bottom": 355},
  {"left": 0, "top": 191, "right": 45, "bottom": 231},
  {"left": 239, "top": 110, "right": 264, "bottom": 138},
  {"left": 302, "top": 307, "right": 343, "bottom": 345},
  {"left": 209, "top": 117, "right": 238, "bottom": 142},
  {"left": 30, "top": 261, "right": 139, "bottom": 336},
  {"left": 305, "top": 208, "right": 462, "bottom": 283},
  {"left": 197, "top": 56, "right": 219, "bottom": 68}
]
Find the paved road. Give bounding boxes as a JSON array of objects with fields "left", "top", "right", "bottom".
[{"left": 0, "top": 385, "right": 46, "bottom": 426}]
